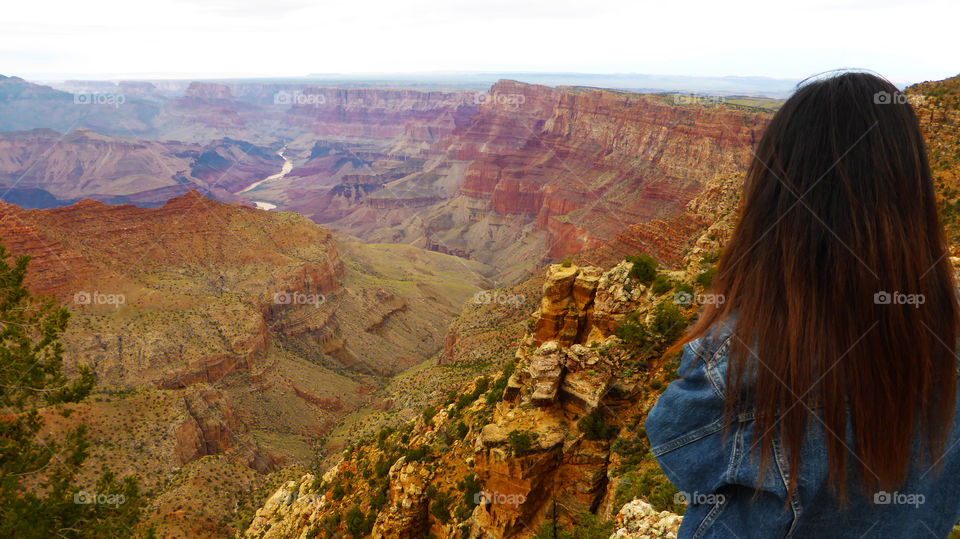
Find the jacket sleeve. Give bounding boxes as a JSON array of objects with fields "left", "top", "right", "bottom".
[
  {"left": 645, "top": 339, "right": 795, "bottom": 538},
  {"left": 645, "top": 339, "right": 728, "bottom": 494}
]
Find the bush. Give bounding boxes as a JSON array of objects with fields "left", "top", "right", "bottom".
[
  {"left": 533, "top": 511, "right": 615, "bottom": 539},
  {"left": 457, "top": 473, "right": 481, "bottom": 511},
  {"left": 650, "top": 302, "right": 687, "bottom": 343},
  {"left": 374, "top": 457, "right": 392, "bottom": 477},
  {"left": 614, "top": 312, "right": 653, "bottom": 352},
  {"left": 330, "top": 484, "right": 345, "bottom": 501},
  {"left": 561, "top": 258, "right": 573, "bottom": 267},
  {"left": 455, "top": 421, "right": 469, "bottom": 440},
  {"left": 345, "top": 505, "right": 365, "bottom": 535},
  {"left": 486, "top": 361, "right": 516, "bottom": 404},
  {"left": 507, "top": 430, "right": 533, "bottom": 455},
  {"left": 625, "top": 254, "right": 658, "bottom": 285},
  {"left": 430, "top": 491, "right": 454, "bottom": 524},
  {"left": 423, "top": 406, "right": 438, "bottom": 427},
  {"left": 614, "top": 468, "right": 683, "bottom": 515},
  {"left": 578, "top": 411, "right": 619, "bottom": 440},
  {"left": 370, "top": 488, "right": 387, "bottom": 510},
  {"left": 674, "top": 282, "right": 694, "bottom": 297},
  {"left": 404, "top": 446, "right": 431, "bottom": 462},
  {"left": 650, "top": 274, "right": 673, "bottom": 295},
  {"left": 702, "top": 249, "right": 722, "bottom": 264},
  {"left": 695, "top": 265, "right": 717, "bottom": 288}
]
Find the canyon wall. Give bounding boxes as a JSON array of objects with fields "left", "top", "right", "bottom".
[{"left": 330, "top": 80, "right": 771, "bottom": 277}]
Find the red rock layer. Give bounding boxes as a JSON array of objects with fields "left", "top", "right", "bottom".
[
  {"left": 282, "top": 88, "right": 477, "bottom": 144},
  {"left": 446, "top": 80, "right": 770, "bottom": 262}
]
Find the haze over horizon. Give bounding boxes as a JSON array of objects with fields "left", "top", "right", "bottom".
[{"left": 3, "top": 0, "right": 958, "bottom": 84}]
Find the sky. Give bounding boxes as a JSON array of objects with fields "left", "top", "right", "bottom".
[{"left": 2, "top": 0, "right": 958, "bottom": 84}]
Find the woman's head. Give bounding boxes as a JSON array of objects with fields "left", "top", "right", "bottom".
[{"left": 687, "top": 71, "right": 959, "bottom": 499}]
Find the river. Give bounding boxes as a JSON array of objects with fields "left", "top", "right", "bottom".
[{"left": 236, "top": 148, "right": 293, "bottom": 195}]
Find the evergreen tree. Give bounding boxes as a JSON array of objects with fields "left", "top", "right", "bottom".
[{"left": 0, "top": 243, "right": 141, "bottom": 537}]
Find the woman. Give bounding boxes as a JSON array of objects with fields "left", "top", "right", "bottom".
[{"left": 646, "top": 71, "right": 960, "bottom": 538}]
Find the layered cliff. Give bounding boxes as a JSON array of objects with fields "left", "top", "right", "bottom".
[{"left": 330, "top": 80, "right": 771, "bottom": 279}]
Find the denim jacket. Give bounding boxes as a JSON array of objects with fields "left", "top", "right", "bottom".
[{"left": 645, "top": 318, "right": 960, "bottom": 538}]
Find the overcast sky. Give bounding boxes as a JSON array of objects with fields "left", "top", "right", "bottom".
[{"left": 2, "top": 0, "right": 957, "bottom": 83}]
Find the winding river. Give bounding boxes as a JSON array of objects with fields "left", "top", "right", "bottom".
[{"left": 235, "top": 148, "right": 293, "bottom": 208}]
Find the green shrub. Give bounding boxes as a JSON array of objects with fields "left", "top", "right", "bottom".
[
  {"left": 695, "top": 265, "right": 717, "bottom": 288},
  {"left": 615, "top": 312, "right": 650, "bottom": 347},
  {"left": 330, "top": 484, "right": 345, "bottom": 501},
  {"left": 430, "top": 491, "right": 454, "bottom": 524},
  {"left": 457, "top": 473, "right": 481, "bottom": 512},
  {"left": 561, "top": 258, "right": 573, "bottom": 267},
  {"left": 374, "top": 457, "right": 392, "bottom": 477},
  {"left": 578, "top": 411, "right": 618, "bottom": 440},
  {"left": 507, "top": 430, "right": 533, "bottom": 455},
  {"left": 455, "top": 421, "right": 469, "bottom": 440},
  {"left": 370, "top": 488, "right": 387, "bottom": 510},
  {"left": 345, "top": 505, "right": 365, "bottom": 535},
  {"left": 533, "top": 510, "right": 615, "bottom": 539},
  {"left": 650, "top": 302, "right": 687, "bottom": 344},
  {"left": 702, "top": 249, "right": 722, "bottom": 264},
  {"left": 650, "top": 274, "right": 673, "bottom": 295},
  {"left": 423, "top": 406, "right": 438, "bottom": 427},
  {"left": 614, "top": 468, "right": 683, "bottom": 515},
  {"left": 625, "top": 254, "right": 658, "bottom": 285},
  {"left": 404, "top": 446, "right": 431, "bottom": 462},
  {"left": 674, "top": 282, "right": 694, "bottom": 297}
]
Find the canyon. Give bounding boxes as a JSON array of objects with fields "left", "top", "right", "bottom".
[
  {"left": 3, "top": 71, "right": 958, "bottom": 538},
  {"left": 0, "top": 72, "right": 773, "bottom": 538}
]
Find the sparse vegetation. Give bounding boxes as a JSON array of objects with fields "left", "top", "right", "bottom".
[
  {"left": 625, "top": 254, "right": 658, "bottom": 285},
  {"left": 578, "top": 411, "right": 619, "bottom": 441},
  {"left": 650, "top": 274, "right": 673, "bottom": 295},
  {"left": 695, "top": 265, "right": 717, "bottom": 288},
  {"left": 507, "top": 430, "right": 534, "bottom": 455}
]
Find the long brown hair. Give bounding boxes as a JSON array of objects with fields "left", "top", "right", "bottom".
[{"left": 682, "top": 71, "right": 959, "bottom": 500}]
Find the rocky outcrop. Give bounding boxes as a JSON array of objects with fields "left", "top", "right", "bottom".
[
  {"left": 470, "top": 262, "right": 653, "bottom": 538},
  {"left": 371, "top": 457, "right": 434, "bottom": 538},
  {"left": 174, "top": 385, "right": 245, "bottom": 465},
  {"left": 609, "top": 500, "right": 682, "bottom": 539}
]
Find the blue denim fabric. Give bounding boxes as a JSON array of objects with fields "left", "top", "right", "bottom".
[{"left": 646, "top": 319, "right": 960, "bottom": 538}]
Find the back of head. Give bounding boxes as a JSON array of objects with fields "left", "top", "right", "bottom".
[{"left": 685, "top": 71, "right": 959, "bottom": 500}]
